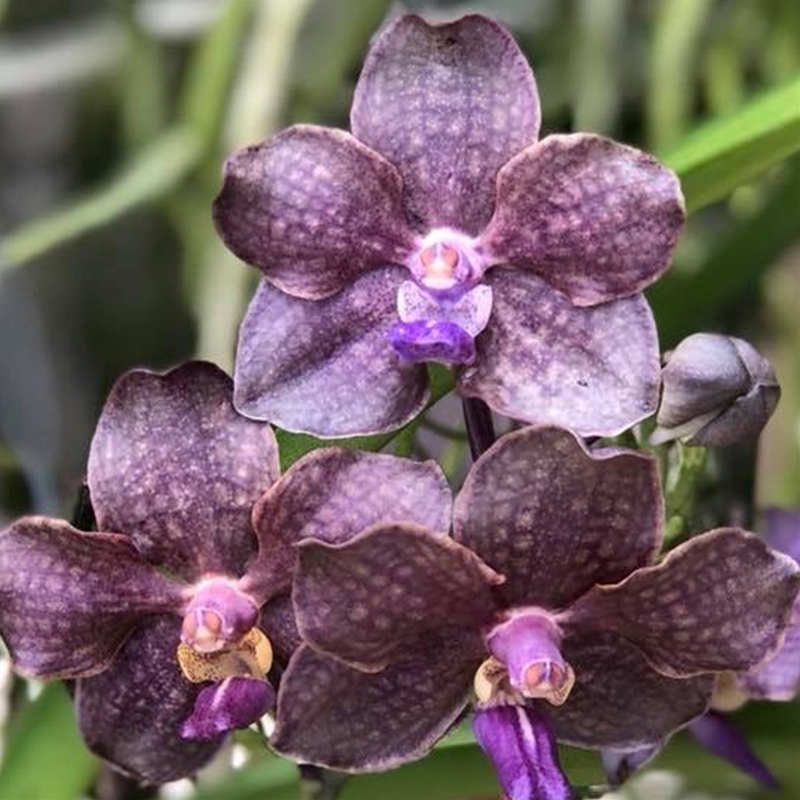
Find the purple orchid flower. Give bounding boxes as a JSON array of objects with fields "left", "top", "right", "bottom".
[
  {"left": 213, "top": 13, "right": 684, "bottom": 439},
  {"left": 270, "top": 427, "right": 799, "bottom": 799},
  {"left": 603, "top": 509, "right": 800, "bottom": 791},
  {"left": 0, "top": 361, "right": 451, "bottom": 784}
]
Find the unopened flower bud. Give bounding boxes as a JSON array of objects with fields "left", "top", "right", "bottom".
[{"left": 652, "top": 333, "right": 780, "bottom": 447}]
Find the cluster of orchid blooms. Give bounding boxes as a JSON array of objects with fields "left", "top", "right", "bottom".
[{"left": 0, "top": 12, "right": 798, "bottom": 800}]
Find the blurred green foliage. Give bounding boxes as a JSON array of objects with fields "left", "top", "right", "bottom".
[{"left": 0, "top": 0, "right": 798, "bottom": 799}]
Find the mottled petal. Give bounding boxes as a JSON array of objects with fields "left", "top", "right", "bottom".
[
  {"left": 234, "top": 273, "right": 428, "bottom": 437},
  {"left": 213, "top": 126, "right": 416, "bottom": 299},
  {"left": 260, "top": 593, "right": 302, "bottom": 667},
  {"left": 741, "top": 600, "right": 800, "bottom": 700},
  {"left": 351, "top": 14, "right": 540, "bottom": 234},
  {"left": 453, "top": 426, "right": 662, "bottom": 608},
  {"left": 272, "top": 638, "right": 481, "bottom": 771},
  {"left": 457, "top": 269, "right": 660, "bottom": 436},
  {"left": 601, "top": 745, "right": 660, "bottom": 786},
  {"left": 76, "top": 616, "right": 223, "bottom": 784},
  {"left": 762, "top": 508, "right": 800, "bottom": 564},
  {"left": 474, "top": 705, "right": 572, "bottom": 800},
  {"left": 0, "top": 518, "right": 183, "bottom": 679},
  {"left": 538, "top": 632, "right": 713, "bottom": 749},
  {"left": 88, "top": 362, "right": 278, "bottom": 580},
  {"left": 243, "top": 448, "right": 451, "bottom": 603},
  {"left": 293, "top": 524, "right": 500, "bottom": 671},
  {"left": 181, "top": 677, "right": 275, "bottom": 740},
  {"left": 481, "top": 134, "right": 684, "bottom": 305},
  {"left": 688, "top": 712, "right": 779, "bottom": 789},
  {"left": 569, "top": 529, "right": 800, "bottom": 677}
]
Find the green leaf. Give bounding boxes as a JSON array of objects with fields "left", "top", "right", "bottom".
[
  {"left": 276, "top": 365, "right": 455, "bottom": 470},
  {"left": 649, "top": 158, "right": 800, "bottom": 346},
  {"left": 0, "top": 128, "right": 201, "bottom": 273},
  {"left": 664, "top": 75, "right": 800, "bottom": 213},
  {"left": 0, "top": 684, "right": 97, "bottom": 800}
]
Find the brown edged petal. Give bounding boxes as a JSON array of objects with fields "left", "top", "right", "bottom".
[
  {"left": 351, "top": 14, "right": 540, "bottom": 235},
  {"left": 233, "top": 272, "right": 429, "bottom": 437},
  {"left": 213, "top": 125, "right": 416, "bottom": 299},
  {"left": 272, "top": 637, "right": 482, "bottom": 771},
  {"left": 457, "top": 269, "right": 660, "bottom": 437},
  {"left": 481, "top": 134, "right": 684, "bottom": 305},
  {"left": 76, "top": 616, "right": 223, "bottom": 784},
  {"left": 453, "top": 426, "right": 662, "bottom": 609},
  {"left": 538, "top": 632, "right": 712, "bottom": 750},
  {"left": 0, "top": 518, "right": 183, "bottom": 679},
  {"left": 293, "top": 523, "right": 501, "bottom": 671},
  {"left": 569, "top": 529, "right": 800, "bottom": 677},
  {"left": 88, "top": 362, "right": 279, "bottom": 581},
  {"left": 242, "top": 449, "right": 451, "bottom": 603}
]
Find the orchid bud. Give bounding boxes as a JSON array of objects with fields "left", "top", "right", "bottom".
[{"left": 651, "top": 333, "right": 780, "bottom": 447}]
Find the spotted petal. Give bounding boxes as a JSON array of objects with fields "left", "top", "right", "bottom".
[
  {"left": 569, "top": 529, "right": 800, "bottom": 677},
  {"left": 351, "top": 14, "right": 540, "bottom": 234},
  {"left": 741, "top": 599, "right": 800, "bottom": 700},
  {"left": 272, "top": 639, "right": 482, "bottom": 771},
  {"left": 88, "top": 362, "right": 279, "bottom": 580},
  {"left": 762, "top": 508, "right": 800, "bottom": 564},
  {"left": 454, "top": 426, "right": 662, "bottom": 608},
  {"left": 234, "top": 272, "right": 429, "bottom": 437},
  {"left": 213, "top": 126, "right": 416, "bottom": 299},
  {"left": 0, "top": 518, "right": 183, "bottom": 679},
  {"left": 481, "top": 134, "right": 684, "bottom": 305},
  {"left": 538, "top": 632, "right": 713, "bottom": 749},
  {"left": 457, "top": 269, "right": 660, "bottom": 436},
  {"left": 76, "top": 616, "right": 223, "bottom": 784},
  {"left": 293, "top": 524, "right": 501, "bottom": 671},
  {"left": 243, "top": 449, "right": 451, "bottom": 603}
]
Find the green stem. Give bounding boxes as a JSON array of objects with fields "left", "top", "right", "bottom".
[
  {"left": 663, "top": 443, "right": 709, "bottom": 545},
  {"left": 299, "top": 766, "right": 348, "bottom": 800}
]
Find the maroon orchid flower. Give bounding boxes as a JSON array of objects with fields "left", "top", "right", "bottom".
[
  {"left": 603, "top": 509, "right": 800, "bottom": 792},
  {"left": 213, "top": 13, "right": 684, "bottom": 438},
  {"left": 0, "top": 362, "right": 451, "bottom": 783},
  {"left": 271, "top": 427, "right": 799, "bottom": 799}
]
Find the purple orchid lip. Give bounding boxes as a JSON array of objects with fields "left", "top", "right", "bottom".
[{"left": 389, "top": 320, "right": 476, "bottom": 365}]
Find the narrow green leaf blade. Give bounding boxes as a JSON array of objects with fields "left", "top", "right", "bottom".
[{"left": 665, "top": 75, "right": 800, "bottom": 212}]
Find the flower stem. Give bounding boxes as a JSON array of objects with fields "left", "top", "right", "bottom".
[
  {"left": 663, "top": 443, "right": 709, "bottom": 545},
  {"left": 462, "top": 397, "right": 496, "bottom": 460},
  {"left": 299, "top": 765, "right": 348, "bottom": 800}
]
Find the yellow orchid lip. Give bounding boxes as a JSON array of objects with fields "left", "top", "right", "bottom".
[{"left": 177, "top": 627, "right": 273, "bottom": 684}]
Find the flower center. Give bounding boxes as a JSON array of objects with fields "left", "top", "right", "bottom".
[
  {"left": 390, "top": 228, "right": 493, "bottom": 365},
  {"left": 476, "top": 611, "right": 575, "bottom": 708},
  {"left": 408, "top": 228, "right": 485, "bottom": 292},
  {"left": 177, "top": 578, "right": 272, "bottom": 684},
  {"left": 419, "top": 242, "right": 460, "bottom": 288},
  {"left": 180, "top": 578, "right": 259, "bottom": 653}
]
